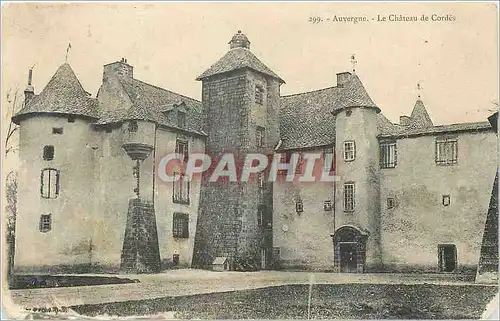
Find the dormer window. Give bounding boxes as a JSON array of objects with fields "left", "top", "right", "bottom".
[
  {"left": 255, "top": 85, "right": 264, "bottom": 105},
  {"left": 178, "top": 111, "right": 186, "bottom": 128}
]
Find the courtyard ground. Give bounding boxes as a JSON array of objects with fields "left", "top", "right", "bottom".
[
  {"left": 4, "top": 269, "right": 498, "bottom": 319},
  {"left": 71, "top": 284, "right": 498, "bottom": 319}
]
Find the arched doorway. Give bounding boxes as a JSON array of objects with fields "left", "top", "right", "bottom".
[{"left": 331, "top": 225, "right": 369, "bottom": 273}]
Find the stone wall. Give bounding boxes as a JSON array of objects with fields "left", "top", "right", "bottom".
[
  {"left": 120, "top": 198, "right": 161, "bottom": 273},
  {"left": 272, "top": 148, "right": 336, "bottom": 270},
  {"left": 154, "top": 127, "right": 204, "bottom": 267},
  {"left": 14, "top": 115, "right": 98, "bottom": 272},
  {"left": 379, "top": 130, "right": 497, "bottom": 273},
  {"left": 193, "top": 69, "right": 281, "bottom": 269}
]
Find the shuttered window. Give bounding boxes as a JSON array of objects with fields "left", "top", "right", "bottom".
[
  {"left": 173, "top": 213, "right": 189, "bottom": 238},
  {"left": 380, "top": 141, "right": 397, "bottom": 168},
  {"left": 39, "top": 214, "right": 52, "bottom": 232},
  {"left": 173, "top": 172, "right": 190, "bottom": 204},
  {"left": 40, "top": 168, "right": 60, "bottom": 199},
  {"left": 344, "top": 182, "right": 355, "bottom": 212},
  {"left": 436, "top": 138, "right": 458, "bottom": 165}
]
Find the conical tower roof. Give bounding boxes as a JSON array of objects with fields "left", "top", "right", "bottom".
[
  {"left": 409, "top": 98, "right": 433, "bottom": 128},
  {"left": 12, "top": 63, "right": 97, "bottom": 124},
  {"left": 332, "top": 73, "right": 379, "bottom": 114}
]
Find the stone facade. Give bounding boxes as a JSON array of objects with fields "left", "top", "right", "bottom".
[{"left": 12, "top": 31, "right": 497, "bottom": 275}]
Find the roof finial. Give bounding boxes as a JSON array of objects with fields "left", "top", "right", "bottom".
[
  {"left": 229, "top": 30, "right": 250, "bottom": 50},
  {"left": 65, "top": 43, "right": 72, "bottom": 63},
  {"left": 351, "top": 54, "right": 357, "bottom": 73},
  {"left": 417, "top": 82, "right": 422, "bottom": 99}
]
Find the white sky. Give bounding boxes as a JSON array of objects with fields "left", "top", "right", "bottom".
[{"left": 2, "top": 2, "right": 498, "bottom": 129}]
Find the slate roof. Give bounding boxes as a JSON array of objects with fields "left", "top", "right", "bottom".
[
  {"left": 408, "top": 99, "right": 433, "bottom": 129},
  {"left": 279, "top": 73, "right": 380, "bottom": 150},
  {"left": 332, "top": 73, "right": 380, "bottom": 114},
  {"left": 377, "top": 113, "right": 404, "bottom": 136},
  {"left": 196, "top": 47, "right": 284, "bottom": 83},
  {"left": 12, "top": 63, "right": 98, "bottom": 124},
  {"left": 279, "top": 87, "right": 339, "bottom": 150},
  {"left": 97, "top": 77, "right": 206, "bottom": 136},
  {"left": 378, "top": 120, "right": 492, "bottom": 138},
  {"left": 378, "top": 98, "right": 491, "bottom": 138}
]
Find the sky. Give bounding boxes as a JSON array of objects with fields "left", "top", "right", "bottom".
[{"left": 1, "top": 2, "right": 498, "bottom": 138}]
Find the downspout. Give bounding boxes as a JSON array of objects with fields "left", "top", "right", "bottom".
[
  {"left": 333, "top": 145, "right": 336, "bottom": 234},
  {"left": 152, "top": 124, "right": 157, "bottom": 205}
]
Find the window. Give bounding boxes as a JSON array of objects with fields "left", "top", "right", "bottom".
[
  {"left": 442, "top": 195, "right": 450, "bottom": 206},
  {"left": 43, "top": 145, "right": 54, "bottom": 161},
  {"left": 343, "top": 141, "right": 356, "bottom": 161},
  {"left": 346, "top": 109, "right": 352, "bottom": 117},
  {"left": 295, "top": 201, "right": 303, "bottom": 213},
  {"left": 52, "top": 127, "right": 63, "bottom": 135},
  {"left": 68, "top": 116, "right": 75, "bottom": 123},
  {"left": 175, "top": 138, "right": 189, "bottom": 163},
  {"left": 257, "top": 173, "right": 265, "bottom": 189},
  {"left": 257, "top": 205, "right": 265, "bottom": 227},
  {"left": 344, "top": 182, "right": 355, "bottom": 212},
  {"left": 128, "top": 120, "right": 138, "bottom": 132},
  {"left": 324, "top": 200, "right": 332, "bottom": 211},
  {"left": 380, "top": 141, "right": 397, "bottom": 168},
  {"left": 438, "top": 244, "right": 457, "bottom": 272},
  {"left": 295, "top": 153, "right": 303, "bottom": 174},
  {"left": 436, "top": 138, "right": 458, "bottom": 165},
  {"left": 387, "top": 198, "right": 395, "bottom": 209},
  {"left": 255, "top": 85, "right": 264, "bottom": 105},
  {"left": 323, "top": 147, "right": 335, "bottom": 173},
  {"left": 278, "top": 152, "right": 292, "bottom": 175},
  {"left": 105, "top": 126, "right": 112, "bottom": 133},
  {"left": 40, "top": 168, "right": 60, "bottom": 199},
  {"left": 256, "top": 126, "right": 265, "bottom": 147},
  {"left": 257, "top": 205, "right": 272, "bottom": 229},
  {"left": 39, "top": 214, "right": 52, "bottom": 232},
  {"left": 173, "top": 172, "right": 190, "bottom": 204},
  {"left": 172, "top": 213, "right": 189, "bottom": 238},
  {"left": 177, "top": 111, "right": 186, "bottom": 128}
]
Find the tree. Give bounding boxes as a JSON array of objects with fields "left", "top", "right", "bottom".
[
  {"left": 5, "top": 87, "right": 20, "bottom": 155},
  {"left": 4, "top": 86, "right": 22, "bottom": 279},
  {"left": 5, "top": 171, "right": 17, "bottom": 279}
]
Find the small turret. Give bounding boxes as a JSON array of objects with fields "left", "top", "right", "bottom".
[
  {"left": 24, "top": 68, "right": 34, "bottom": 105},
  {"left": 228, "top": 30, "right": 251, "bottom": 50}
]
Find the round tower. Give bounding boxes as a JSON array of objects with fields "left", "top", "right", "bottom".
[
  {"left": 12, "top": 64, "right": 99, "bottom": 273},
  {"left": 331, "top": 71, "right": 382, "bottom": 272}
]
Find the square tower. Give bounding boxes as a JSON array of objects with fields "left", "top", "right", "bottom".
[{"left": 192, "top": 31, "right": 284, "bottom": 270}]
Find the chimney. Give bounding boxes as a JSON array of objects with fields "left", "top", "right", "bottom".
[
  {"left": 103, "top": 58, "right": 134, "bottom": 82},
  {"left": 400, "top": 115, "right": 411, "bottom": 126},
  {"left": 336, "top": 72, "right": 352, "bottom": 88},
  {"left": 24, "top": 68, "right": 35, "bottom": 105}
]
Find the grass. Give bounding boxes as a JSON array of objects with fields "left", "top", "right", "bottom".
[
  {"left": 71, "top": 283, "right": 498, "bottom": 319},
  {"left": 9, "top": 275, "right": 139, "bottom": 290}
]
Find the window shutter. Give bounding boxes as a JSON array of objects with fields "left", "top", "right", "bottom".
[
  {"left": 55, "top": 170, "right": 60, "bottom": 196},
  {"left": 40, "top": 170, "right": 45, "bottom": 198},
  {"left": 394, "top": 143, "right": 398, "bottom": 166},
  {"left": 184, "top": 215, "right": 189, "bottom": 238}
]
